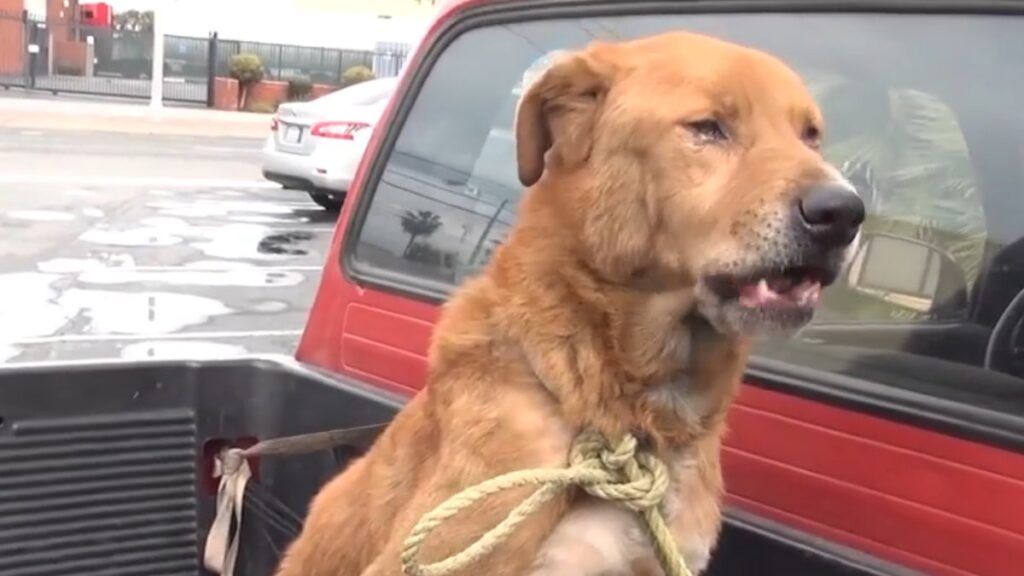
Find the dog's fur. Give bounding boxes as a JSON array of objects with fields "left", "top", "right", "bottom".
[{"left": 274, "top": 32, "right": 860, "bottom": 576}]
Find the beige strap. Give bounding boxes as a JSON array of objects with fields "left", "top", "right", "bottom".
[
  {"left": 204, "top": 449, "right": 252, "bottom": 575},
  {"left": 202, "top": 424, "right": 387, "bottom": 575}
]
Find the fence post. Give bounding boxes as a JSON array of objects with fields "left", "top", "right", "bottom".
[
  {"left": 206, "top": 31, "right": 218, "bottom": 108},
  {"left": 20, "top": 10, "right": 29, "bottom": 89},
  {"left": 276, "top": 44, "right": 283, "bottom": 81},
  {"left": 150, "top": 9, "right": 164, "bottom": 109}
]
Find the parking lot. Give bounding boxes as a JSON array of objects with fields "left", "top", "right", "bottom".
[{"left": 0, "top": 128, "right": 335, "bottom": 363}]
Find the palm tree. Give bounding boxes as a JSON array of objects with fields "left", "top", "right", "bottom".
[
  {"left": 400, "top": 210, "right": 443, "bottom": 257},
  {"left": 813, "top": 75, "right": 986, "bottom": 318}
]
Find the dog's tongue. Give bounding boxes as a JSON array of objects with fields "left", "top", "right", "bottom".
[{"left": 738, "top": 278, "right": 822, "bottom": 308}]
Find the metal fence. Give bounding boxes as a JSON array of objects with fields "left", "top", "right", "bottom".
[{"left": 0, "top": 10, "right": 411, "bottom": 106}]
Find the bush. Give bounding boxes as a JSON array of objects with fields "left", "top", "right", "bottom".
[
  {"left": 248, "top": 100, "right": 278, "bottom": 114},
  {"left": 287, "top": 77, "right": 314, "bottom": 101},
  {"left": 341, "top": 65, "right": 375, "bottom": 87},
  {"left": 229, "top": 53, "right": 264, "bottom": 85},
  {"left": 229, "top": 53, "right": 264, "bottom": 110}
]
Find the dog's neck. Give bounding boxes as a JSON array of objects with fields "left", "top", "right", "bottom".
[{"left": 488, "top": 225, "right": 751, "bottom": 450}]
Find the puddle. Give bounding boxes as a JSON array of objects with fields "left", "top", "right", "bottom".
[
  {"left": 184, "top": 260, "right": 258, "bottom": 269},
  {"left": 248, "top": 300, "right": 289, "bottom": 313},
  {"left": 0, "top": 273, "right": 70, "bottom": 340},
  {"left": 37, "top": 253, "right": 138, "bottom": 272},
  {"left": 147, "top": 199, "right": 300, "bottom": 219},
  {"left": 257, "top": 231, "right": 314, "bottom": 256},
  {"left": 231, "top": 215, "right": 310, "bottom": 225},
  {"left": 120, "top": 340, "right": 248, "bottom": 360},
  {"left": 78, "top": 214, "right": 318, "bottom": 261},
  {"left": 6, "top": 210, "right": 76, "bottom": 222},
  {"left": 0, "top": 344, "right": 21, "bottom": 363},
  {"left": 80, "top": 226, "right": 183, "bottom": 247},
  {"left": 192, "top": 224, "right": 313, "bottom": 261},
  {"left": 38, "top": 257, "right": 110, "bottom": 273},
  {"left": 60, "top": 289, "right": 234, "bottom": 335},
  {"left": 78, "top": 268, "right": 305, "bottom": 288}
]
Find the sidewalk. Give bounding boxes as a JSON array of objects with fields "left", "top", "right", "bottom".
[{"left": 0, "top": 96, "right": 272, "bottom": 139}]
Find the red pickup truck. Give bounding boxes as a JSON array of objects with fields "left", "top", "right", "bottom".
[{"left": 2, "top": 1, "right": 1022, "bottom": 575}]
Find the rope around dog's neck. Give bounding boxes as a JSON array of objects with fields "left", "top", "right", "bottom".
[{"left": 400, "top": 429, "right": 692, "bottom": 576}]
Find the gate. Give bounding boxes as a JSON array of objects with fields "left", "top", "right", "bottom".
[{"left": 0, "top": 10, "right": 210, "bottom": 105}]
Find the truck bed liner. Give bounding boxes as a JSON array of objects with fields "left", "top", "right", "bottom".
[{"left": 0, "top": 355, "right": 904, "bottom": 576}]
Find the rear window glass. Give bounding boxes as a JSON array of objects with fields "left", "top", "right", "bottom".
[{"left": 350, "top": 12, "right": 1024, "bottom": 417}]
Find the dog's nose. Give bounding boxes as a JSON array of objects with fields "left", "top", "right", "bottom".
[{"left": 798, "top": 182, "right": 865, "bottom": 246}]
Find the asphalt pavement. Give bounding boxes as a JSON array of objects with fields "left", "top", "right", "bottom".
[{"left": 0, "top": 128, "right": 337, "bottom": 364}]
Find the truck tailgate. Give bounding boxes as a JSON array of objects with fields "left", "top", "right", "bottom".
[{"left": 0, "top": 356, "right": 401, "bottom": 576}]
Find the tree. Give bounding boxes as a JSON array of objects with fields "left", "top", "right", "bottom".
[
  {"left": 229, "top": 54, "right": 265, "bottom": 111},
  {"left": 812, "top": 74, "right": 985, "bottom": 321},
  {"left": 113, "top": 10, "right": 154, "bottom": 33},
  {"left": 400, "top": 210, "right": 443, "bottom": 257}
]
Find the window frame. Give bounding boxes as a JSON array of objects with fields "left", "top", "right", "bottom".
[{"left": 337, "top": 0, "right": 1024, "bottom": 453}]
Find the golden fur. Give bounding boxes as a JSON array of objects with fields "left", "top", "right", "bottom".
[{"left": 274, "top": 31, "right": 859, "bottom": 576}]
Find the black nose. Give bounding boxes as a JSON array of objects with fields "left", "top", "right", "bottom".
[{"left": 798, "top": 182, "right": 865, "bottom": 246}]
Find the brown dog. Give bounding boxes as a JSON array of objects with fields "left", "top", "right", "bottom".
[{"left": 274, "top": 31, "right": 863, "bottom": 576}]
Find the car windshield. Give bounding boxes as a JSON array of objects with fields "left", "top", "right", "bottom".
[{"left": 353, "top": 11, "right": 1024, "bottom": 416}]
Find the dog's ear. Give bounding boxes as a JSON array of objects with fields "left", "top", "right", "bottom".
[{"left": 515, "top": 52, "right": 612, "bottom": 187}]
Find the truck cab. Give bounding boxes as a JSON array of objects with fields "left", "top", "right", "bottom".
[{"left": 1, "top": 1, "right": 1021, "bottom": 575}]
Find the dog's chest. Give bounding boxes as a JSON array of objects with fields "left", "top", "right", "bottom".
[{"left": 529, "top": 454, "right": 719, "bottom": 576}]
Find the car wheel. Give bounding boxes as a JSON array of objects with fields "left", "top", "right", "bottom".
[{"left": 309, "top": 191, "right": 343, "bottom": 212}]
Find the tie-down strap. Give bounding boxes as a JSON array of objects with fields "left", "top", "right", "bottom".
[{"left": 202, "top": 424, "right": 388, "bottom": 575}]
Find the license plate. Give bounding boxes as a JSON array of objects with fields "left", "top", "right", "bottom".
[{"left": 283, "top": 125, "right": 303, "bottom": 144}]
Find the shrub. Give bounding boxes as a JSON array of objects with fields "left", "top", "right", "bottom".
[
  {"left": 229, "top": 53, "right": 264, "bottom": 109},
  {"left": 341, "top": 65, "right": 375, "bottom": 87},
  {"left": 287, "top": 77, "right": 314, "bottom": 101}
]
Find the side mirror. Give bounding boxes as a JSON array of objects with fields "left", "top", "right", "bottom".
[{"left": 846, "top": 232, "right": 968, "bottom": 316}]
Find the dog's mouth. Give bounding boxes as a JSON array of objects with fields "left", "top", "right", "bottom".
[{"left": 706, "top": 264, "right": 837, "bottom": 311}]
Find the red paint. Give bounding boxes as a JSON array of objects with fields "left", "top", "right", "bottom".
[
  {"left": 79, "top": 3, "right": 112, "bottom": 27},
  {"left": 295, "top": 1, "right": 1024, "bottom": 574},
  {"left": 310, "top": 121, "right": 371, "bottom": 140}
]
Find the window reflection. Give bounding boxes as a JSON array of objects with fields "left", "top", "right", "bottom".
[{"left": 351, "top": 12, "right": 1024, "bottom": 417}]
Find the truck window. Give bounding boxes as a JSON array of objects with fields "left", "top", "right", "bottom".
[{"left": 348, "top": 13, "right": 1024, "bottom": 419}]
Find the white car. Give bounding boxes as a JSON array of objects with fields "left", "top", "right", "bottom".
[{"left": 261, "top": 77, "right": 399, "bottom": 211}]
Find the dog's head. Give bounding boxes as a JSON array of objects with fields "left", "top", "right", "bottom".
[{"left": 515, "top": 32, "right": 864, "bottom": 337}]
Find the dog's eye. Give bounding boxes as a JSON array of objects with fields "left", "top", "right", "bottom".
[{"left": 687, "top": 119, "right": 728, "bottom": 143}]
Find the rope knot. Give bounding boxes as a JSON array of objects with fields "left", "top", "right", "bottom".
[
  {"left": 217, "top": 448, "right": 246, "bottom": 478},
  {"left": 400, "top": 429, "right": 690, "bottom": 576},
  {"left": 569, "top": 430, "right": 669, "bottom": 512}
]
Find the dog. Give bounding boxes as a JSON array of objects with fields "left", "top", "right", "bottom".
[{"left": 274, "top": 31, "right": 864, "bottom": 576}]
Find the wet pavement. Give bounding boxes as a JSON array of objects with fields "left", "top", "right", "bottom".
[{"left": 0, "top": 129, "right": 337, "bottom": 363}]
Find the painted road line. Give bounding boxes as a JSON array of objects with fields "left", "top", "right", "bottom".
[
  {"left": 5, "top": 329, "right": 303, "bottom": 345},
  {"left": 0, "top": 174, "right": 282, "bottom": 188},
  {"left": 35, "top": 262, "right": 324, "bottom": 273},
  {"left": 193, "top": 145, "right": 262, "bottom": 153}
]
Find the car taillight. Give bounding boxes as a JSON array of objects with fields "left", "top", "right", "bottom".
[
  {"left": 310, "top": 121, "right": 371, "bottom": 140},
  {"left": 270, "top": 116, "right": 279, "bottom": 131}
]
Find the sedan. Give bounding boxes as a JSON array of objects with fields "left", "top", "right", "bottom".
[{"left": 261, "top": 77, "right": 399, "bottom": 211}]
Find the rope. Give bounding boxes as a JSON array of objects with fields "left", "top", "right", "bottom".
[{"left": 400, "top": 429, "right": 692, "bottom": 576}]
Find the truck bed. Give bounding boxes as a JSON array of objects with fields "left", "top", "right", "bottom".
[{"left": 0, "top": 356, "right": 902, "bottom": 576}]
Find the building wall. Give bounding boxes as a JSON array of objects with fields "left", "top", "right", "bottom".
[{"left": 0, "top": 0, "right": 25, "bottom": 76}]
